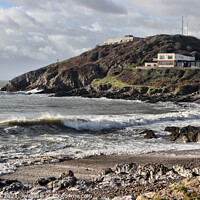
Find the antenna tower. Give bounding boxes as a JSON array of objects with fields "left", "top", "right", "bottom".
[{"left": 182, "top": 16, "right": 184, "bottom": 35}]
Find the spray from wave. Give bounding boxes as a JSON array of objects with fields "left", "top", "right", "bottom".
[{"left": 0, "top": 110, "right": 200, "bottom": 132}]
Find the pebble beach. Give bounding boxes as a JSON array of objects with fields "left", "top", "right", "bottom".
[{"left": 1, "top": 150, "right": 200, "bottom": 199}]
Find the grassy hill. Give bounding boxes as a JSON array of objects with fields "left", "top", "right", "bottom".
[{"left": 1, "top": 34, "right": 200, "bottom": 102}]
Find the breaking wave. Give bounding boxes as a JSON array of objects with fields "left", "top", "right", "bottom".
[{"left": 1, "top": 110, "right": 200, "bottom": 132}]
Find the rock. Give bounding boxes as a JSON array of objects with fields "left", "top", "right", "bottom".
[
  {"left": 136, "top": 192, "right": 157, "bottom": 200},
  {"left": 48, "top": 179, "right": 75, "bottom": 191},
  {"left": 29, "top": 186, "right": 47, "bottom": 194},
  {"left": 176, "top": 135, "right": 190, "bottom": 143},
  {"left": 114, "top": 163, "right": 137, "bottom": 174},
  {"left": 113, "top": 196, "right": 134, "bottom": 200},
  {"left": 166, "top": 126, "right": 200, "bottom": 142},
  {"left": 100, "top": 168, "right": 113, "bottom": 176},
  {"left": 47, "top": 170, "right": 77, "bottom": 191},
  {"left": 165, "top": 126, "right": 180, "bottom": 133},
  {"left": 35, "top": 177, "right": 56, "bottom": 186},
  {"left": 96, "top": 162, "right": 181, "bottom": 188},
  {"left": 59, "top": 170, "right": 74, "bottom": 179},
  {"left": 2, "top": 35, "right": 200, "bottom": 104},
  {"left": 0, "top": 179, "right": 24, "bottom": 193},
  {"left": 173, "top": 165, "right": 192, "bottom": 177},
  {"left": 139, "top": 130, "right": 157, "bottom": 139}
]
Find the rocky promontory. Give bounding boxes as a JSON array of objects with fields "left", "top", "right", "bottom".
[{"left": 1, "top": 34, "right": 200, "bottom": 102}]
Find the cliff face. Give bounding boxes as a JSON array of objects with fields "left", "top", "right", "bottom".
[{"left": 1, "top": 34, "right": 200, "bottom": 102}]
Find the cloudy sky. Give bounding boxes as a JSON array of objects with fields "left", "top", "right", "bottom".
[{"left": 0, "top": 0, "right": 200, "bottom": 80}]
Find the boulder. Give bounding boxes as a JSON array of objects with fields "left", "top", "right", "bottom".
[
  {"left": 166, "top": 126, "right": 200, "bottom": 142},
  {"left": 139, "top": 130, "right": 157, "bottom": 139},
  {"left": 47, "top": 170, "right": 77, "bottom": 191},
  {"left": 0, "top": 179, "right": 24, "bottom": 192},
  {"left": 100, "top": 168, "right": 113, "bottom": 176},
  {"left": 34, "top": 177, "right": 56, "bottom": 186}
]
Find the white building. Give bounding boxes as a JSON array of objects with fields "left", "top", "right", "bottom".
[
  {"left": 157, "top": 53, "right": 195, "bottom": 67},
  {"left": 145, "top": 62, "right": 158, "bottom": 67},
  {"left": 145, "top": 53, "right": 198, "bottom": 68},
  {"left": 104, "top": 35, "right": 142, "bottom": 45}
]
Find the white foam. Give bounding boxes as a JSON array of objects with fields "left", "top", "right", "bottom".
[
  {"left": 0, "top": 99, "right": 200, "bottom": 176},
  {"left": 1, "top": 109, "right": 199, "bottom": 132},
  {"left": 62, "top": 110, "right": 200, "bottom": 131},
  {"left": 25, "top": 88, "right": 43, "bottom": 94}
]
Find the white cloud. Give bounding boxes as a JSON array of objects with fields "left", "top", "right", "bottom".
[
  {"left": 81, "top": 22, "right": 102, "bottom": 32},
  {"left": 39, "top": 46, "right": 56, "bottom": 55},
  {"left": 67, "top": 0, "right": 127, "bottom": 14},
  {"left": 5, "top": 45, "right": 18, "bottom": 53},
  {"left": 0, "top": 0, "right": 200, "bottom": 80}
]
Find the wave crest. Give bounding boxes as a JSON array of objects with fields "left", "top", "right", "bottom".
[{"left": 0, "top": 110, "right": 200, "bottom": 132}]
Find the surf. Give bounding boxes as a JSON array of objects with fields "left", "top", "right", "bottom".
[{"left": 0, "top": 109, "right": 200, "bottom": 132}]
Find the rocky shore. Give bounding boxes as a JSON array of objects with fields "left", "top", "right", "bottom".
[
  {"left": 1, "top": 35, "right": 200, "bottom": 105},
  {"left": 52, "top": 88, "right": 200, "bottom": 104},
  {"left": 1, "top": 151, "right": 200, "bottom": 199},
  {"left": 0, "top": 126, "right": 200, "bottom": 199}
]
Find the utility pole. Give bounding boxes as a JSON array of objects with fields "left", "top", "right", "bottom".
[
  {"left": 182, "top": 16, "right": 184, "bottom": 35},
  {"left": 187, "top": 21, "right": 189, "bottom": 36}
]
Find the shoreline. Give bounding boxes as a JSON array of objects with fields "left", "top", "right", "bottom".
[
  {"left": 50, "top": 91, "right": 200, "bottom": 104},
  {"left": 2, "top": 149, "right": 200, "bottom": 185}
]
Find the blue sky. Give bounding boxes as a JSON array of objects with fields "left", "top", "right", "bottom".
[
  {"left": 0, "top": 0, "right": 13, "bottom": 8},
  {"left": 0, "top": 0, "right": 200, "bottom": 80}
]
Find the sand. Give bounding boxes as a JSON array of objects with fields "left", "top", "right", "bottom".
[{"left": 2, "top": 149, "right": 200, "bottom": 185}]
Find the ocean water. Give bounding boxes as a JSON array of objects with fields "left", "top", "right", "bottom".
[{"left": 0, "top": 87, "right": 200, "bottom": 175}]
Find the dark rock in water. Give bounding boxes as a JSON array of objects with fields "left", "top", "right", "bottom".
[
  {"left": 165, "top": 127, "right": 181, "bottom": 141},
  {"left": 139, "top": 129, "right": 157, "bottom": 139},
  {"left": 165, "top": 126, "right": 200, "bottom": 142},
  {"left": 165, "top": 126, "right": 180, "bottom": 133}
]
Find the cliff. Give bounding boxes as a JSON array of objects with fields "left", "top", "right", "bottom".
[{"left": 2, "top": 34, "right": 200, "bottom": 102}]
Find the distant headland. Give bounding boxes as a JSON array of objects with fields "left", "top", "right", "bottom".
[{"left": 1, "top": 34, "right": 200, "bottom": 103}]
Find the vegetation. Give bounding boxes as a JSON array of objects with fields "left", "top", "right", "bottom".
[
  {"left": 92, "top": 76, "right": 132, "bottom": 89},
  {"left": 171, "top": 184, "right": 200, "bottom": 199},
  {"left": 2, "top": 34, "right": 200, "bottom": 99}
]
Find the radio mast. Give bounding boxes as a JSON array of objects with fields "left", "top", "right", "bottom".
[{"left": 182, "top": 16, "right": 184, "bottom": 35}]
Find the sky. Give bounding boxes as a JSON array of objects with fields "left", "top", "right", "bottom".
[{"left": 0, "top": 0, "right": 200, "bottom": 80}]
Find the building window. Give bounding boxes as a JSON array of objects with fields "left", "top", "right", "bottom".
[
  {"left": 168, "top": 55, "right": 173, "bottom": 59},
  {"left": 159, "top": 61, "right": 174, "bottom": 65},
  {"left": 159, "top": 55, "right": 165, "bottom": 59}
]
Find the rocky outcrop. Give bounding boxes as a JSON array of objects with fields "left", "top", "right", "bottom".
[
  {"left": 137, "top": 176, "right": 200, "bottom": 200},
  {"left": 1, "top": 34, "right": 200, "bottom": 102},
  {"left": 34, "top": 170, "right": 77, "bottom": 192},
  {"left": 0, "top": 179, "right": 24, "bottom": 193},
  {"left": 139, "top": 129, "right": 157, "bottom": 139},
  {"left": 1, "top": 164, "right": 200, "bottom": 199},
  {"left": 165, "top": 126, "right": 200, "bottom": 143}
]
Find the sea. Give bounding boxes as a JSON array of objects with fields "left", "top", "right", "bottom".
[{"left": 0, "top": 80, "right": 200, "bottom": 175}]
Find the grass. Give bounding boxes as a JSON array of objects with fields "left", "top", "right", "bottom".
[
  {"left": 171, "top": 184, "right": 200, "bottom": 199},
  {"left": 154, "top": 197, "right": 167, "bottom": 200},
  {"left": 92, "top": 76, "right": 132, "bottom": 89}
]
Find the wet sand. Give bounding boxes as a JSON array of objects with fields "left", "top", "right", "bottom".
[{"left": 2, "top": 149, "right": 200, "bottom": 185}]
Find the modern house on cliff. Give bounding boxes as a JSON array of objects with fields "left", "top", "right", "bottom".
[
  {"left": 145, "top": 53, "right": 200, "bottom": 68},
  {"left": 104, "top": 35, "right": 143, "bottom": 45}
]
